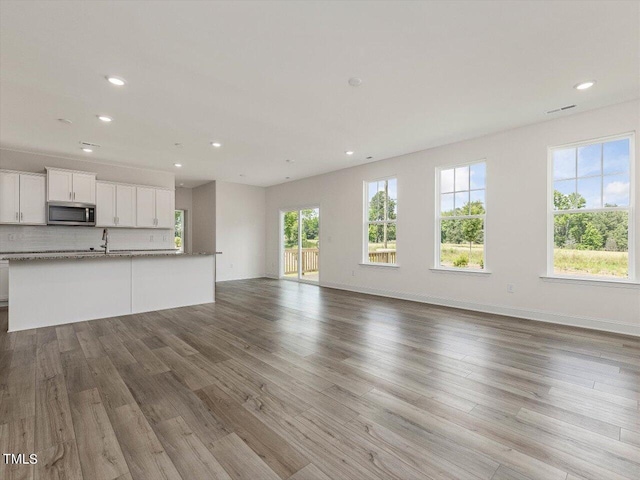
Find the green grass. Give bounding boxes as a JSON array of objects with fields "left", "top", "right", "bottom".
[
  {"left": 440, "top": 243, "right": 484, "bottom": 269},
  {"left": 554, "top": 248, "right": 628, "bottom": 278},
  {"left": 368, "top": 242, "right": 397, "bottom": 252}
]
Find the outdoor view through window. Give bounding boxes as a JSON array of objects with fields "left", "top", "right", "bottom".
[
  {"left": 551, "top": 136, "right": 631, "bottom": 278},
  {"left": 438, "top": 162, "right": 486, "bottom": 269},
  {"left": 366, "top": 178, "right": 397, "bottom": 264}
]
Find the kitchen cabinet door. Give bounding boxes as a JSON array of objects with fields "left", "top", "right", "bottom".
[
  {"left": 19, "top": 174, "right": 46, "bottom": 224},
  {"left": 155, "top": 189, "right": 174, "bottom": 229},
  {"left": 0, "top": 172, "right": 20, "bottom": 223},
  {"left": 0, "top": 262, "right": 8, "bottom": 302},
  {"left": 136, "top": 187, "right": 156, "bottom": 227},
  {"left": 47, "top": 169, "right": 73, "bottom": 202},
  {"left": 116, "top": 185, "right": 136, "bottom": 227},
  {"left": 72, "top": 173, "right": 96, "bottom": 203},
  {"left": 96, "top": 182, "right": 116, "bottom": 226}
]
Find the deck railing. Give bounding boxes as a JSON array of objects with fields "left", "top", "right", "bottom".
[{"left": 284, "top": 248, "right": 397, "bottom": 274}]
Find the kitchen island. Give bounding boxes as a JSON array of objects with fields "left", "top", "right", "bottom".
[{"left": 1, "top": 251, "right": 215, "bottom": 331}]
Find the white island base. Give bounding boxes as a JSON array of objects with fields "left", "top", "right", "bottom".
[{"left": 7, "top": 254, "right": 215, "bottom": 332}]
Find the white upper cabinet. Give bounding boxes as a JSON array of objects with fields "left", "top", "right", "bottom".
[
  {"left": 19, "top": 175, "right": 46, "bottom": 224},
  {"left": 116, "top": 185, "right": 136, "bottom": 227},
  {"left": 0, "top": 172, "right": 20, "bottom": 223},
  {"left": 136, "top": 187, "right": 156, "bottom": 228},
  {"left": 0, "top": 171, "right": 46, "bottom": 225},
  {"left": 155, "top": 189, "right": 174, "bottom": 229},
  {"left": 47, "top": 169, "right": 73, "bottom": 202},
  {"left": 47, "top": 168, "right": 96, "bottom": 203},
  {"left": 96, "top": 182, "right": 116, "bottom": 227},
  {"left": 135, "top": 186, "right": 174, "bottom": 228},
  {"left": 72, "top": 173, "right": 96, "bottom": 203}
]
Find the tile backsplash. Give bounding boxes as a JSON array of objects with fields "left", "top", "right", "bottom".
[{"left": 0, "top": 225, "right": 175, "bottom": 252}]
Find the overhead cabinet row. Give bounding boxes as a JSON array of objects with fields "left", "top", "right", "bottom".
[
  {"left": 0, "top": 168, "right": 174, "bottom": 229},
  {"left": 96, "top": 182, "right": 174, "bottom": 228}
]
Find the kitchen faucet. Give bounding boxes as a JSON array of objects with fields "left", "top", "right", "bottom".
[{"left": 101, "top": 228, "right": 110, "bottom": 254}]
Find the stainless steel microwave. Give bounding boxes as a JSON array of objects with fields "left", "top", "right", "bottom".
[{"left": 47, "top": 203, "right": 96, "bottom": 226}]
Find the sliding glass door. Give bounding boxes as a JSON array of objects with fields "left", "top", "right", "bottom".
[{"left": 281, "top": 207, "right": 319, "bottom": 283}]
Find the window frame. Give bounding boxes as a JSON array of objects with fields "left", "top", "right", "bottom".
[
  {"left": 546, "top": 132, "right": 635, "bottom": 281},
  {"left": 363, "top": 176, "right": 398, "bottom": 266},
  {"left": 434, "top": 159, "right": 488, "bottom": 271}
]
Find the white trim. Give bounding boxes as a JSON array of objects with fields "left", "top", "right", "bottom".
[
  {"left": 278, "top": 206, "right": 320, "bottom": 284},
  {"left": 321, "top": 281, "right": 640, "bottom": 337},
  {"left": 430, "top": 267, "right": 491, "bottom": 275},
  {"left": 363, "top": 177, "right": 398, "bottom": 265},
  {"left": 540, "top": 275, "right": 640, "bottom": 289},
  {"left": 359, "top": 262, "right": 399, "bottom": 268}
]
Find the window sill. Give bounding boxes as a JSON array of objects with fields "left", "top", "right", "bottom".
[
  {"left": 540, "top": 275, "right": 640, "bottom": 289},
  {"left": 430, "top": 267, "right": 491, "bottom": 275},
  {"left": 359, "top": 262, "right": 400, "bottom": 268}
]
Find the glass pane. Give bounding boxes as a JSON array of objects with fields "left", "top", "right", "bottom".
[
  {"left": 368, "top": 181, "right": 384, "bottom": 221},
  {"left": 603, "top": 173, "right": 630, "bottom": 207},
  {"left": 440, "top": 218, "right": 484, "bottom": 270},
  {"left": 440, "top": 169, "right": 454, "bottom": 193},
  {"left": 300, "top": 208, "right": 319, "bottom": 281},
  {"left": 577, "top": 143, "right": 601, "bottom": 177},
  {"left": 283, "top": 210, "right": 299, "bottom": 277},
  {"left": 174, "top": 210, "right": 184, "bottom": 252},
  {"left": 603, "top": 138, "right": 630, "bottom": 175},
  {"left": 455, "top": 191, "right": 469, "bottom": 215},
  {"left": 553, "top": 148, "right": 576, "bottom": 180},
  {"left": 368, "top": 222, "right": 396, "bottom": 264},
  {"left": 440, "top": 193, "right": 454, "bottom": 215},
  {"left": 470, "top": 189, "right": 485, "bottom": 213},
  {"left": 387, "top": 178, "right": 397, "bottom": 220},
  {"left": 470, "top": 163, "right": 486, "bottom": 189},
  {"left": 455, "top": 166, "right": 469, "bottom": 191},
  {"left": 553, "top": 211, "right": 628, "bottom": 278},
  {"left": 577, "top": 176, "right": 602, "bottom": 209}
]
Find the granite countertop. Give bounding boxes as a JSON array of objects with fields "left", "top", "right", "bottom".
[{"left": 0, "top": 250, "right": 215, "bottom": 261}]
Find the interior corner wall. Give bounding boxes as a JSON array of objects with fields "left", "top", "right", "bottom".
[
  {"left": 192, "top": 181, "right": 216, "bottom": 254},
  {"left": 265, "top": 100, "right": 640, "bottom": 336},
  {"left": 215, "top": 181, "right": 266, "bottom": 281},
  {"left": 175, "top": 187, "right": 193, "bottom": 253}
]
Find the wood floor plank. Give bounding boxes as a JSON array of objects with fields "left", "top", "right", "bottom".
[
  {"left": 34, "top": 374, "right": 75, "bottom": 451},
  {"left": 154, "top": 415, "right": 232, "bottom": 480},
  {"left": 35, "top": 440, "right": 83, "bottom": 480},
  {"left": 209, "top": 432, "right": 282, "bottom": 480},
  {"left": 68, "top": 388, "right": 128, "bottom": 480}
]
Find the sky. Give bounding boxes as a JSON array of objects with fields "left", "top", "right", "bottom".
[{"left": 553, "top": 138, "right": 630, "bottom": 208}]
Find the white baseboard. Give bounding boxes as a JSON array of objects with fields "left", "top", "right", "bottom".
[
  {"left": 216, "top": 273, "right": 267, "bottom": 282},
  {"left": 320, "top": 281, "right": 640, "bottom": 337}
]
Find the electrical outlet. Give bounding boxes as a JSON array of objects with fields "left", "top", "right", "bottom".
[
  {"left": 150, "top": 235, "right": 154, "bottom": 242},
  {"left": 352, "top": 270, "right": 355, "bottom": 276},
  {"left": 230, "top": 263, "right": 234, "bottom": 269},
  {"left": 163, "top": 235, "right": 167, "bottom": 242},
  {"left": 8, "top": 234, "right": 15, "bottom": 241},
  {"left": 507, "top": 283, "right": 515, "bottom": 293}
]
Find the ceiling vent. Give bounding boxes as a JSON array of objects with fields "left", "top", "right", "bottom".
[
  {"left": 546, "top": 104, "right": 576, "bottom": 114},
  {"left": 79, "top": 141, "right": 101, "bottom": 148}
]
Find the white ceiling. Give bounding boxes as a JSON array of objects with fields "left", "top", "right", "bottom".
[{"left": 1, "top": 1, "right": 638, "bottom": 187}]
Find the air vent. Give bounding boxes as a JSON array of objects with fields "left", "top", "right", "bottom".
[
  {"left": 79, "top": 141, "right": 101, "bottom": 148},
  {"left": 546, "top": 105, "right": 576, "bottom": 114}
]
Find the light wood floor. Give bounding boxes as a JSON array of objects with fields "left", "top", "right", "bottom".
[{"left": 1, "top": 278, "right": 639, "bottom": 480}]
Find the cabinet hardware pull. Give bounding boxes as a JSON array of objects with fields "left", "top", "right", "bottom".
[
  {"left": 69, "top": 192, "right": 72, "bottom": 200},
  {"left": 15, "top": 212, "right": 18, "bottom": 220},
  {"left": 20, "top": 212, "right": 23, "bottom": 221}
]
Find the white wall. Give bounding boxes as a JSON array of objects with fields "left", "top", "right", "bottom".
[
  {"left": 0, "top": 149, "right": 175, "bottom": 252},
  {"left": 215, "top": 181, "right": 266, "bottom": 281},
  {"left": 266, "top": 100, "right": 640, "bottom": 336},
  {"left": 175, "top": 187, "right": 193, "bottom": 253},
  {"left": 192, "top": 181, "right": 216, "bottom": 254}
]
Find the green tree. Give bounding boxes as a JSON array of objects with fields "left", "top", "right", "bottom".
[
  {"left": 368, "top": 190, "right": 396, "bottom": 247},
  {"left": 582, "top": 222, "right": 604, "bottom": 250},
  {"left": 284, "top": 211, "right": 298, "bottom": 248}
]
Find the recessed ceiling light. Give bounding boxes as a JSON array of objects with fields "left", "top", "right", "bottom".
[
  {"left": 57, "top": 118, "right": 72, "bottom": 124},
  {"left": 82, "top": 148, "right": 93, "bottom": 153},
  {"left": 174, "top": 163, "right": 182, "bottom": 168},
  {"left": 179, "top": 183, "right": 184, "bottom": 187},
  {"left": 97, "top": 115, "right": 112, "bottom": 122},
  {"left": 345, "top": 150, "right": 354, "bottom": 155},
  {"left": 106, "top": 76, "right": 126, "bottom": 86},
  {"left": 348, "top": 77, "right": 363, "bottom": 87},
  {"left": 574, "top": 81, "right": 595, "bottom": 90},
  {"left": 210, "top": 142, "right": 222, "bottom": 148}
]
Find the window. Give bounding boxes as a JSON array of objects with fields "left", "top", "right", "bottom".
[
  {"left": 436, "top": 161, "right": 486, "bottom": 270},
  {"left": 549, "top": 134, "right": 633, "bottom": 279},
  {"left": 364, "top": 178, "right": 397, "bottom": 264},
  {"left": 175, "top": 209, "right": 185, "bottom": 252}
]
